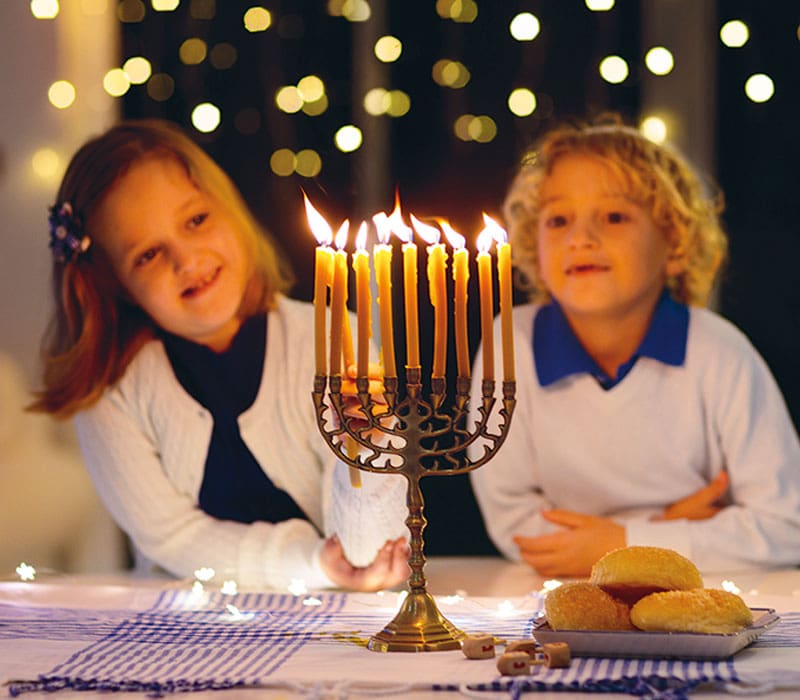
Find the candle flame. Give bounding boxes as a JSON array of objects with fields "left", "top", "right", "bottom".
[
  {"left": 388, "top": 198, "right": 413, "bottom": 243},
  {"left": 482, "top": 212, "right": 508, "bottom": 244},
  {"left": 439, "top": 219, "right": 466, "bottom": 249},
  {"left": 476, "top": 226, "right": 494, "bottom": 254},
  {"left": 372, "top": 211, "right": 392, "bottom": 245},
  {"left": 410, "top": 213, "right": 440, "bottom": 245},
  {"left": 355, "top": 221, "right": 368, "bottom": 250},
  {"left": 304, "top": 193, "right": 333, "bottom": 246},
  {"left": 334, "top": 219, "right": 350, "bottom": 250}
]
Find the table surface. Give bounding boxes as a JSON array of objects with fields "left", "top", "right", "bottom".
[{"left": 3, "top": 557, "right": 800, "bottom": 700}]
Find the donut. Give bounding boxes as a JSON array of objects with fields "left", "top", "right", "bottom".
[
  {"left": 544, "top": 581, "right": 634, "bottom": 631},
  {"left": 589, "top": 546, "right": 703, "bottom": 604},
  {"left": 630, "top": 588, "right": 753, "bottom": 634}
]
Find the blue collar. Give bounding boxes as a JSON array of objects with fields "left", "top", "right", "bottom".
[{"left": 533, "top": 291, "right": 689, "bottom": 389}]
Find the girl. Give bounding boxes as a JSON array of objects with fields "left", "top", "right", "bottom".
[
  {"left": 32, "top": 119, "right": 408, "bottom": 591},
  {"left": 470, "top": 116, "right": 800, "bottom": 576}
]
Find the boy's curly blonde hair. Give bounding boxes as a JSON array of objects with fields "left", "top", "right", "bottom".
[{"left": 504, "top": 115, "right": 728, "bottom": 306}]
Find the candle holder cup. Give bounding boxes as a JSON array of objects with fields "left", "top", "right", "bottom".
[{"left": 312, "top": 367, "right": 516, "bottom": 652}]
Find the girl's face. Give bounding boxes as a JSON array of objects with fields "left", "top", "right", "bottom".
[
  {"left": 536, "top": 153, "right": 681, "bottom": 329},
  {"left": 94, "top": 156, "right": 252, "bottom": 351}
]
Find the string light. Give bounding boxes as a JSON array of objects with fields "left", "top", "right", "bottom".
[{"left": 509, "top": 13, "right": 540, "bottom": 42}]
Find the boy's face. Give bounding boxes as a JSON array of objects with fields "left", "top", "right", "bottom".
[
  {"left": 536, "top": 153, "right": 681, "bottom": 328},
  {"left": 94, "top": 156, "right": 252, "bottom": 351}
]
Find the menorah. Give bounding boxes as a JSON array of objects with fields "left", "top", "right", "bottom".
[
  {"left": 307, "top": 196, "right": 517, "bottom": 651},
  {"left": 312, "top": 368, "right": 516, "bottom": 652}
]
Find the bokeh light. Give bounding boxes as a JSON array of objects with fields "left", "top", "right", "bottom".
[
  {"left": 509, "top": 13, "right": 540, "bottom": 41},
  {"left": 334, "top": 125, "right": 363, "bottom": 152},
  {"left": 180, "top": 38, "right": 207, "bottom": 65},
  {"left": 191, "top": 102, "right": 221, "bottom": 132},
  {"left": 640, "top": 116, "right": 668, "bottom": 144},
  {"left": 123, "top": 56, "right": 152, "bottom": 84},
  {"left": 146, "top": 73, "right": 175, "bottom": 101},
  {"left": 508, "top": 88, "right": 537, "bottom": 117},
  {"left": 243, "top": 6, "right": 271, "bottom": 32},
  {"left": 31, "top": 147, "right": 62, "bottom": 181},
  {"left": 744, "top": 73, "right": 775, "bottom": 103},
  {"left": 295, "top": 149, "right": 322, "bottom": 177},
  {"left": 270, "top": 149, "right": 296, "bottom": 177},
  {"left": 644, "top": 47, "right": 674, "bottom": 76},
  {"left": 720, "top": 20, "right": 749, "bottom": 48},
  {"left": 375, "top": 35, "right": 402, "bottom": 62},
  {"left": 48, "top": 80, "right": 76, "bottom": 109},
  {"left": 30, "top": 0, "right": 59, "bottom": 19},
  {"left": 599, "top": 55, "right": 629, "bottom": 84},
  {"left": 152, "top": 0, "right": 179, "bottom": 10},
  {"left": 103, "top": 68, "right": 131, "bottom": 97},
  {"left": 586, "top": 0, "right": 614, "bottom": 10}
]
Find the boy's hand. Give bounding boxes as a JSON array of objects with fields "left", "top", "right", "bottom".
[
  {"left": 320, "top": 535, "right": 409, "bottom": 591},
  {"left": 654, "top": 471, "right": 729, "bottom": 521},
  {"left": 513, "top": 511, "right": 625, "bottom": 577}
]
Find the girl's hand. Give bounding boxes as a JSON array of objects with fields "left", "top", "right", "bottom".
[
  {"left": 513, "top": 511, "right": 625, "bottom": 577},
  {"left": 320, "top": 535, "right": 409, "bottom": 591},
  {"left": 654, "top": 471, "right": 730, "bottom": 522}
]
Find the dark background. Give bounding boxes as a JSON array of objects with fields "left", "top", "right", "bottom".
[{"left": 118, "top": 1, "right": 799, "bottom": 555}]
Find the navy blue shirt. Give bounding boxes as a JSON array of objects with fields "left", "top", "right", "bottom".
[
  {"left": 533, "top": 290, "right": 689, "bottom": 390},
  {"left": 162, "top": 314, "right": 309, "bottom": 524}
]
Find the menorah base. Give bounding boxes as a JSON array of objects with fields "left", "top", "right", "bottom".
[{"left": 367, "top": 591, "right": 464, "bottom": 652}]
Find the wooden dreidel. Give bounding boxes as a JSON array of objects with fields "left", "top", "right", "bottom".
[
  {"left": 505, "top": 639, "right": 540, "bottom": 656},
  {"left": 496, "top": 651, "right": 531, "bottom": 676},
  {"left": 534, "top": 642, "right": 571, "bottom": 669},
  {"left": 461, "top": 633, "right": 496, "bottom": 659}
]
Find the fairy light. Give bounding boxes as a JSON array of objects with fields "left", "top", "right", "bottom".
[
  {"left": 288, "top": 578, "right": 308, "bottom": 596},
  {"left": 194, "top": 567, "right": 215, "bottom": 582},
  {"left": 509, "top": 13, "right": 540, "bottom": 41},
  {"left": 16, "top": 562, "right": 36, "bottom": 581},
  {"left": 221, "top": 580, "right": 238, "bottom": 595},
  {"left": 334, "top": 125, "right": 362, "bottom": 152},
  {"left": 599, "top": 55, "right": 629, "bottom": 84}
]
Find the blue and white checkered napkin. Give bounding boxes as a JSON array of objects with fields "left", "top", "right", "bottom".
[{"left": 4, "top": 591, "right": 800, "bottom": 699}]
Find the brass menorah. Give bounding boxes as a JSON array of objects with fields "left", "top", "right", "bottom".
[{"left": 312, "top": 367, "right": 516, "bottom": 652}]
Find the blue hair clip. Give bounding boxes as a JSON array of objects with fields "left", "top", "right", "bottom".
[{"left": 48, "top": 202, "right": 91, "bottom": 263}]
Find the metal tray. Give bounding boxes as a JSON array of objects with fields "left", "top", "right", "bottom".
[{"left": 531, "top": 608, "right": 779, "bottom": 660}]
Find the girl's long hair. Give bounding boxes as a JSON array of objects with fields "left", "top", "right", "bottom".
[
  {"left": 504, "top": 114, "right": 728, "bottom": 306},
  {"left": 31, "top": 119, "right": 294, "bottom": 417}
]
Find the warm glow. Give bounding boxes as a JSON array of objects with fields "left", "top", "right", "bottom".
[
  {"left": 276, "top": 85, "right": 304, "bottom": 113},
  {"left": 48, "top": 80, "right": 76, "bottom": 109},
  {"left": 454, "top": 114, "right": 474, "bottom": 141},
  {"left": 334, "top": 125, "right": 363, "bottom": 152},
  {"left": 243, "top": 6, "right": 272, "bottom": 32},
  {"left": 440, "top": 220, "right": 465, "bottom": 249},
  {"left": 103, "top": 68, "right": 131, "bottom": 97},
  {"left": 720, "top": 20, "right": 749, "bottom": 48},
  {"left": 342, "top": 0, "right": 370, "bottom": 22},
  {"left": 386, "top": 90, "right": 411, "bottom": 117},
  {"left": 364, "top": 87, "right": 390, "bottom": 115},
  {"left": 180, "top": 38, "right": 207, "bottom": 65},
  {"left": 295, "top": 149, "right": 322, "bottom": 177},
  {"left": 645, "top": 46, "right": 674, "bottom": 76},
  {"left": 298, "top": 75, "right": 325, "bottom": 102},
  {"left": 509, "top": 12, "right": 540, "bottom": 41},
  {"left": 31, "top": 147, "right": 62, "bottom": 180},
  {"left": 31, "top": 0, "right": 59, "bottom": 19},
  {"left": 123, "top": 56, "right": 152, "bottom": 84},
  {"left": 147, "top": 73, "right": 175, "bottom": 101},
  {"left": 482, "top": 212, "right": 507, "bottom": 244},
  {"left": 191, "top": 102, "right": 221, "bottom": 132},
  {"left": 375, "top": 35, "right": 402, "bottom": 62},
  {"left": 640, "top": 116, "right": 668, "bottom": 144},
  {"left": 432, "top": 59, "right": 470, "bottom": 88},
  {"left": 599, "top": 55, "right": 629, "bottom": 84},
  {"left": 745, "top": 73, "right": 775, "bottom": 103},
  {"left": 468, "top": 115, "right": 497, "bottom": 143},
  {"left": 152, "top": 0, "right": 179, "bottom": 10},
  {"left": 436, "top": 0, "right": 478, "bottom": 22},
  {"left": 210, "top": 43, "right": 238, "bottom": 69},
  {"left": 270, "top": 149, "right": 296, "bottom": 177},
  {"left": 585, "top": 0, "right": 614, "bottom": 9},
  {"left": 410, "top": 214, "right": 440, "bottom": 245},
  {"left": 302, "top": 95, "right": 329, "bottom": 116},
  {"left": 508, "top": 88, "right": 537, "bottom": 117},
  {"left": 118, "top": 0, "right": 146, "bottom": 23}
]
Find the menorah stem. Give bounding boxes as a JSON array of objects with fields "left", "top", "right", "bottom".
[{"left": 405, "top": 472, "right": 427, "bottom": 593}]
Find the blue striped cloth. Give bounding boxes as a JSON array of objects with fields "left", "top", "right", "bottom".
[{"left": 4, "top": 591, "right": 799, "bottom": 699}]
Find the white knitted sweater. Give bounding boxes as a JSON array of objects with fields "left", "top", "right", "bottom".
[
  {"left": 74, "top": 296, "right": 407, "bottom": 589},
  {"left": 470, "top": 303, "right": 800, "bottom": 572}
]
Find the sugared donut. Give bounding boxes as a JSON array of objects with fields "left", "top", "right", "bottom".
[
  {"left": 544, "top": 581, "right": 634, "bottom": 631},
  {"left": 631, "top": 588, "right": 753, "bottom": 634},
  {"left": 589, "top": 546, "right": 703, "bottom": 604}
]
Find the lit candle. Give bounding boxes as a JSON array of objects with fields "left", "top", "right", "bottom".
[
  {"left": 352, "top": 222, "right": 371, "bottom": 378},
  {"left": 476, "top": 227, "right": 495, "bottom": 381},
  {"left": 411, "top": 214, "right": 448, "bottom": 378},
  {"left": 388, "top": 200, "right": 419, "bottom": 369},
  {"left": 305, "top": 195, "right": 334, "bottom": 376},
  {"left": 441, "top": 221, "right": 470, "bottom": 378},
  {"left": 372, "top": 212, "right": 397, "bottom": 377},
  {"left": 484, "top": 213, "right": 515, "bottom": 382},
  {"left": 329, "top": 222, "right": 350, "bottom": 377}
]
